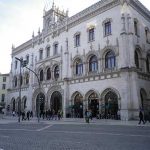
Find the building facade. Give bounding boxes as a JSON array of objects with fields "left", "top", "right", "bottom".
[
  {"left": 8, "top": 0, "right": 150, "bottom": 120},
  {"left": 0, "top": 73, "right": 9, "bottom": 110}
]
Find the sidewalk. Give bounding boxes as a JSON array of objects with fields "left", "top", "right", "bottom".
[{"left": 0, "top": 116, "right": 150, "bottom": 126}]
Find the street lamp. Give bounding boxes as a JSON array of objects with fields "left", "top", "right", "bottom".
[
  {"left": 15, "top": 57, "right": 22, "bottom": 122},
  {"left": 21, "top": 60, "right": 41, "bottom": 123}
]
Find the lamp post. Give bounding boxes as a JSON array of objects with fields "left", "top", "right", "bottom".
[
  {"left": 22, "top": 62, "right": 41, "bottom": 123},
  {"left": 15, "top": 57, "right": 22, "bottom": 123}
]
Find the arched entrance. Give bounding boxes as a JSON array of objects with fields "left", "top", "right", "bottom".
[
  {"left": 102, "top": 91, "right": 118, "bottom": 119},
  {"left": 36, "top": 93, "right": 45, "bottom": 115},
  {"left": 140, "top": 89, "right": 148, "bottom": 112},
  {"left": 50, "top": 91, "right": 62, "bottom": 114},
  {"left": 11, "top": 98, "right": 15, "bottom": 111},
  {"left": 73, "top": 93, "right": 83, "bottom": 118},
  {"left": 88, "top": 92, "right": 99, "bottom": 118}
]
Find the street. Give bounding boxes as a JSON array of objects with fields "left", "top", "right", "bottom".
[{"left": 0, "top": 122, "right": 150, "bottom": 150}]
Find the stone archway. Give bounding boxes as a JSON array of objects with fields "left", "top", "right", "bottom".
[
  {"left": 50, "top": 91, "right": 62, "bottom": 114},
  {"left": 140, "top": 88, "right": 148, "bottom": 112},
  {"left": 101, "top": 88, "right": 120, "bottom": 119},
  {"left": 88, "top": 92, "right": 99, "bottom": 118},
  {"left": 11, "top": 98, "right": 16, "bottom": 111},
  {"left": 71, "top": 92, "right": 83, "bottom": 118},
  {"left": 36, "top": 93, "right": 45, "bottom": 116}
]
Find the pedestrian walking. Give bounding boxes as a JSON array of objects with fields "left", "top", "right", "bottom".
[
  {"left": 85, "top": 109, "right": 90, "bottom": 123},
  {"left": 26, "top": 111, "right": 30, "bottom": 121},
  {"left": 22, "top": 111, "right": 25, "bottom": 121},
  {"left": 138, "top": 110, "right": 145, "bottom": 124}
]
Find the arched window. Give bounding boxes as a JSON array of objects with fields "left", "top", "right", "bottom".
[
  {"left": 75, "top": 59, "right": 83, "bottom": 75},
  {"left": 20, "top": 75, "right": 23, "bottom": 86},
  {"left": 146, "top": 55, "right": 150, "bottom": 73},
  {"left": 40, "top": 70, "right": 44, "bottom": 81},
  {"left": 24, "top": 98, "right": 27, "bottom": 109},
  {"left": 47, "top": 68, "right": 51, "bottom": 80},
  {"left": 135, "top": 51, "right": 139, "bottom": 68},
  {"left": 54, "top": 66, "right": 59, "bottom": 80},
  {"left": 89, "top": 55, "right": 98, "bottom": 72},
  {"left": 105, "top": 51, "right": 116, "bottom": 69},
  {"left": 14, "top": 76, "right": 17, "bottom": 87},
  {"left": 12, "top": 99, "right": 15, "bottom": 111},
  {"left": 25, "top": 73, "right": 29, "bottom": 85}
]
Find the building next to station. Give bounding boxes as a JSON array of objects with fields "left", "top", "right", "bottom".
[
  {"left": 7, "top": 0, "right": 150, "bottom": 120},
  {"left": 0, "top": 73, "right": 9, "bottom": 111}
]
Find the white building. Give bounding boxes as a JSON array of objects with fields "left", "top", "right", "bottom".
[
  {"left": 8, "top": 0, "right": 150, "bottom": 120},
  {"left": 0, "top": 73, "right": 9, "bottom": 111}
]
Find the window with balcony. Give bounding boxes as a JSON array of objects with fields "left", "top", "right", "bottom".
[
  {"left": 54, "top": 66, "right": 59, "bottom": 80},
  {"left": 46, "top": 68, "right": 51, "bottom": 80},
  {"left": 39, "top": 49, "right": 43, "bottom": 60},
  {"left": 74, "top": 33, "right": 80, "bottom": 47},
  {"left": 3, "top": 77, "right": 6, "bottom": 82},
  {"left": 88, "top": 28, "right": 95, "bottom": 42},
  {"left": 1, "top": 94, "right": 5, "bottom": 102},
  {"left": 104, "top": 21, "right": 111, "bottom": 36},
  {"left": 105, "top": 51, "right": 116, "bottom": 69},
  {"left": 89, "top": 55, "right": 98, "bottom": 72},
  {"left": 53, "top": 43, "right": 58, "bottom": 55},
  {"left": 75, "top": 59, "right": 83, "bottom": 75},
  {"left": 40, "top": 70, "right": 44, "bottom": 81},
  {"left": 46, "top": 46, "right": 50, "bottom": 57},
  {"left": 2, "top": 84, "right": 6, "bottom": 90}
]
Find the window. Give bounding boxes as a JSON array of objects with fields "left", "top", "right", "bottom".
[
  {"left": 46, "top": 47, "right": 50, "bottom": 57},
  {"left": 26, "top": 55, "right": 29, "bottom": 64},
  {"left": 54, "top": 66, "right": 59, "bottom": 80},
  {"left": 40, "top": 70, "right": 44, "bottom": 81},
  {"left": 39, "top": 49, "right": 43, "bottom": 60},
  {"left": 88, "top": 28, "right": 95, "bottom": 42},
  {"left": 20, "top": 75, "right": 23, "bottom": 86},
  {"left": 134, "top": 20, "right": 138, "bottom": 36},
  {"left": 53, "top": 43, "right": 58, "bottom": 55},
  {"left": 104, "top": 21, "right": 111, "bottom": 36},
  {"left": 89, "top": 55, "right": 98, "bottom": 72},
  {"left": 1, "top": 94, "right": 5, "bottom": 102},
  {"left": 75, "top": 59, "right": 83, "bottom": 75},
  {"left": 3, "top": 77, "right": 6, "bottom": 82},
  {"left": 14, "top": 76, "right": 17, "bottom": 87},
  {"left": 2, "top": 84, "right": 6, "bottom": 90},
  {"left": 145, "top": 27, "right": 150, "bottom": 43},
  {"left": 46, "top": 68, "right": 51, "bottom": 80},
  {"left": 146, "top": 55, "right": 150, "bottom": 73},
  {"left": 25, "top": 73, "right": 29, "bottom": 85},
  {"left": 135, "top": 51, "right": 139, "bottom": 68},
  {"left": 15, "top": 60, "right": 18, "bottom": 69},
  {"left": 105, "top": 51, "right": 116, "bottom": 69},
  {"left": 75, "top": 34, "right": 80, "bottom": 47}
]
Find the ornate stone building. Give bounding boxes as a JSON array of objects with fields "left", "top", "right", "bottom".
[{"left": 8, "top": 0, "right": 150, "bottom": 120}]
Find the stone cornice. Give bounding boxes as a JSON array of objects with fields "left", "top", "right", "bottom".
[
  {"left": 12, "top": 39, "right": 32, "bottom": 56},
  {"left": 129, "top": 0, "right": 150, "bottom": 21},
  {"left": 11, "top": 0, "right": 150, "bottom": 54}
]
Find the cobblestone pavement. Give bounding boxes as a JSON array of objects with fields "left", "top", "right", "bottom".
[{"left": 0, "top": 123, "right": 150, "bottom": 150}]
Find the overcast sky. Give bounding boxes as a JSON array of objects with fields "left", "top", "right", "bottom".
[{"left": 0, "top": 0, "right": 149, "bottom": 74}]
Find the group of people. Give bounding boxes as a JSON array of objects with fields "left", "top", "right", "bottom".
[
  {"left": 12, "top": 110, "right": 33, "bottom": 121},
  {"left": 39, "top": 109, "right": 63, "bottom": 120}
]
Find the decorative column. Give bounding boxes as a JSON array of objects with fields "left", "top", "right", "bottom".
[{"left": 63, "top": 38, "right": 69, "bottom": 118}]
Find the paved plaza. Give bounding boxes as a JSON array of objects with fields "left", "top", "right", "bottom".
[{"left": 0, "top": 116, "right": 150, "bottom": 150}]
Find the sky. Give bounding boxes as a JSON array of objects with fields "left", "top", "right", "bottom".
[{"left": 0, "top": 0, "right": 149, "bottom": 74}]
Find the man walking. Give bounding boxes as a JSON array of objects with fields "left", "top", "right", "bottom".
[{"left": 138, "top": 109, "right": 145, "bottom": 124}]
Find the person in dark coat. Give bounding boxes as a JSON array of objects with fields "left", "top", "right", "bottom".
[
  {"left": 22, "top": 111, "right": 25, "bottom": 121},
  {"left": 138, "top": 110, "right": 145, "bottom": 124},
  {"left": 26, "top": 111, "right": 30, "bottom": 121}
]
